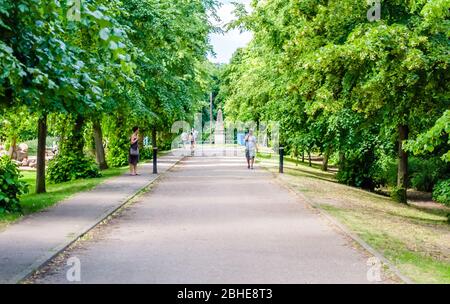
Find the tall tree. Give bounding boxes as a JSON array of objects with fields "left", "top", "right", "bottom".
[{"left": 220, "top": 0, "right": 449, "bottom": 201}]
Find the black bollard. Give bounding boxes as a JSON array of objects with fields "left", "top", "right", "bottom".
[
  {"left": 279, "top": 147, "right": 284, "bottom": 174},
  {"left": 153, "top": 147, "right": 158, "bottom": 174}
]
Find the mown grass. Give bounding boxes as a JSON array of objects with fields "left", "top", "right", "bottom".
[
  {"left": 0, "top": 166, "right": 128, "bottom": 230},
  {"left": 257, "top": 154, "right": 450, "bottom": 284}
]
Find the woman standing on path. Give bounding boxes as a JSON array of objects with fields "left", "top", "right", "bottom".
[
  {"left": 129, "top": 126, "right": 140, "bottom": 176},
  {"left": 245, "top": 130, "right": 257, "bottom": 169}
]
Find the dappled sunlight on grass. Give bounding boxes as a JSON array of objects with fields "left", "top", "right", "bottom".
[
  {"left": 0, "top": 167, "right": 128, "bottom": 230},
  {"left": 259, "top": 157, "right": 450, "bottom": 283},
  {"left": 257, "top": 153, "right": 336, "bottom": 182}
]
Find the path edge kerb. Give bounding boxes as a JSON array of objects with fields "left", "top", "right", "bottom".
[
  {"left": 10, "top": 156, "right": 184, "bottom": 284},
  {"left": 263, "top": 166, "right": 414, "bottom": 285}
]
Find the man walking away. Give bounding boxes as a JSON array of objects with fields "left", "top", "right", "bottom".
[
  {"left": 245, "top": 130, "right": 257, "bottom": 169},
  {"left": 189, "top": 131, "right": 195, "bottom": 156}
]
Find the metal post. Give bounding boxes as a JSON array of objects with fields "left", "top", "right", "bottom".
[
  {"left": 279, "top": 147, "right": 284, "bottom": 174},
  {"left": 153, "top": 147, "right": 158, "bottom": 174},
  {"left": 210, "top": 92, "right": 213, "bottom": 145}
]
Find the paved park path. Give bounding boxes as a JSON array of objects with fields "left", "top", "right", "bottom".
[
  {"left": 32, "top": 152, "right": 379, "bottom": 284},
  {"left": 0, "top": 154, "right": 182, "bottom": 284}
]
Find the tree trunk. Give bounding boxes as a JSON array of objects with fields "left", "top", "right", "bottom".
[
  {"left": 322, "top": 148, "right": 330, "bottom": 171},
  {"left": 308, "top": 151, "right": 312, "bottom": 167},
  {"left": 397, "top": 124, "right": 409, "bottom": 203},
  {"left": 8, "top": 137, "right": 17, "bottom": 159},
  {"left": 72, "top": 115, "right": 85, "bottom": 155},
  {"left": 60, "top": 115, "right": 85, "bottom": 156},
  {"left": 36, "top": 115, "right": 47, "bottom": 194},
  {"left": 93, "top": 120, "right": 108, "bottom": 170}
]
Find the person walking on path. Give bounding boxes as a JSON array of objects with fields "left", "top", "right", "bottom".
[
  {"left": 129, "top": 126, "right": 140, "bottom": 176},
  {"left": 189, "top": 129, "right": 197, "bottom": 156},
  {"left": 245, "top": 130, "right": 257, "bottom": 169}
]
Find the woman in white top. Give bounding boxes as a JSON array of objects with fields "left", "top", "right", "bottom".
[{"left": 245, "top": 130, "right": 257, "bottom": 169}]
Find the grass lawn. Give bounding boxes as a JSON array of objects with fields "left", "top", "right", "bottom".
[
  {"left": 257, "top": 153, "right": 450, "bottom": 284},
  {"left": 0, "top": 166, "right": 128, "bottom": 231}
]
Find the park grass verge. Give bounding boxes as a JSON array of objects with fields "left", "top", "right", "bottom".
[
  {"left": 0, "top": 166, "right": 128, "bottom": 231},
  {"left": 257, "top": 154, "right": 450, "bottom": 284}
]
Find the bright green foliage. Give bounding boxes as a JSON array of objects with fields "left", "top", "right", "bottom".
[
  {"left": 409, "top": 157, "right": 450, "bottom": 192},
  {"left": 0, "top": 107, "right": 36, "bottom": 147},
  {"left": 96, "top": 0, "right": 218, "bottom": 166},
  {"left": 118, "top": 0, "right": 216, "bottom": 129},
  {"left": 47, "top": 152, "right": 101, "bottom": 184},
  {"left": 220, "top": 0, "right": 449, "bottom": 202},
  {"left": 0, "top": 1, "right": 99, "bottom": 112},
  {"left": 105, "top": 118, "right": 130, "bottom": 167},
  {"left": 433, "top": 179, "right": 450, "bottom": 206},
  {"left": 0, "top": 0, "right": 130, "bottom": 190},
  {"left": 0, "top": 155, "right": 28, "bottom": 213},
  {"left": 140, "top": 146, "right": 153, "bottom": 161},
  {"left": 406, "top": 110, "right": 450, "bottom": 162},
  {"left": 0, "top": 0, "right": 218, "bottom": 191}
]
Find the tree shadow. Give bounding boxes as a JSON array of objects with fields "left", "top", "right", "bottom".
[
  {"left": 269, "top": 158, "right": 450, "bottom": 224},
  {"left": 408, "top": 204, "right": 450, "bottom": 221}
]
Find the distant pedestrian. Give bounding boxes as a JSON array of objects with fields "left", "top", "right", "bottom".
[
  {"left": 129, "top": 126, "right": 140, "bottom": 176},
  {"left": 189, "top": 131, "right": 195, "bottom": 156},
  {"left": 245, "top": 130, "right": 257, "bottom": 169}
]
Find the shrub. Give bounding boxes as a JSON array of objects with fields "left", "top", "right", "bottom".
[
  {"left": 409, "top": 157, "right": 449, "bottom": 192},
  {"left": 106, "top": 131, "right": 130, "bottom": 168},
  {"left": 104, "top": 116, "right": 131, "bottom": 168},
  {"left": 372, "top": 154, "right": 397, "bottom": 187},
  {"left": 433, "top": 179, "right": 450, "bottom": 206},
  {"left": 391, "top": 186, "right": 407, "bottom": 204},
  {"left": 158, "top": 132, "right": 177, "bottom": 151},
  {"left": 140, "top": 146, "right": 153, "bottom": 161},
  {"left": 106, "top": 143, "right": 129, "bottom": 167},
  {"left": 0, "top": 156, "right": 28, "bottom": 213},
  {"left": 337, "top": 149, "right": 381, "bottom": 191},
  {"left": 47, "top": 152, "right": 101, "bottom": 183}
]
